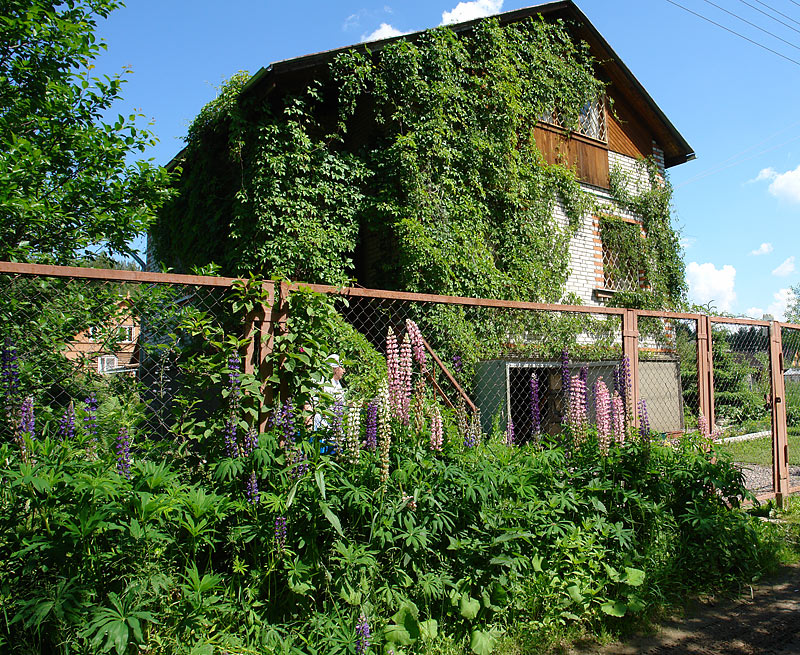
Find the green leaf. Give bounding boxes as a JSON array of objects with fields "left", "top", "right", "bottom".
[
  {"left": 319, "top": 501, "right": 344, "bottom": 537},
  {"left": 470, "top": 628, "right": 497, "bottom": 655},
  {"left": 419, "top": 619, "right": 438, "bottom": 641},
  {"left": 460, "top": 594, "right": 481, "bottom": 620},
  {"left": 385, "top": 602, "right": 420, "bottom": 645},
  {"left": 600, "top": 601, "right": 627, "bottom": 617},
  {"left": 623, "top": 567, "right": 645, "bottom": 587},
  {"left": 532, "top": 554, "right": 543, "bottom": 572},
  {"left": 566, "top": 585, "right": 583, "bottom": 604},
  {"left": 314, "top": 468, "right": 326, "bottom": 500}
]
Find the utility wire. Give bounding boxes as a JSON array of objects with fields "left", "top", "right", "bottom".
[
  {"left": 750, "top": 0, "right": 800, "bottom": 28},
  {"left": 737, "top": 0, "right": 800, "bottom": 36},
  {"left": 663, "top": 0, "right": 800, "bottom": 67},
  {"left": 700, "top": 0, "right": 800, "bottom": 52}
]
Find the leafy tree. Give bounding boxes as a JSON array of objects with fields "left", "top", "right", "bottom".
[{"left": 0, "top": 0, "right": 172, "bottom": 263}]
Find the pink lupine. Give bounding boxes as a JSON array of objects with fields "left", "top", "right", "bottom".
[
  {"left": 405, "top": 319, "right": 427, "bottom": 375},
  {"left": 568, "top": 374, "right": 587, "bottom": 428},
  {"left": 386, "top": 327, "right": 400, "bottom": 418},
  {"left": 612, "top": 391, "right": 625, "bottom": 444},
  {"left": 698, "top": 412, "right": 709, "bottom": 440},
  {"left": 399, "top": 334, "right": 412, "bottom": 424},
  {"left": 595, "top": 380, "right": 612, "bottom": 455},
  {"left": 429, "top": 404, "right": 443, "bottom": 451}
]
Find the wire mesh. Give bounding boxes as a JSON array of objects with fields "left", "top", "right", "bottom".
[
  {"left": 782, "top": 325, "right": 800, "bottom": 490},
  {"left": 710, "top": 320, "right": 773, "bottom": 495},
  {"left": 330, "top": 294, "right": 625, "bottom": 443},
  {"left": 637, "top": 316, "right": 698, "bottom": 436},
  {"left": 0, "top": 273, "right": 237, "bottom": 444}
]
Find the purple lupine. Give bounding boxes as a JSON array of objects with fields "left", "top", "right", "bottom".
[
  {"left": 223, "top": 353, "right": 243, "bottom": 456},
  {"left": 116, "top": 427, "right": 132, "bottom": 479},
  {"left": 227, "top": 353, "right": 242, "bottom": 409},
  {"left": 58, "top": 405, "right": 76, "bottom": 441},
  {"left": 223, "top": 417, "right": 239, "bottom": 458},
  {"left": 18, "top": 396, "right": 35, "bottom": 439},
  {"left": 464, "top": 410, "right": 481, "bottom": 448},
  {"left": 505, "top": 416, "right": 515, "bottom": 446},
  {"left": 529, "top": 374, "right": 541, "bottom": 436},
  {"left": 452, "top": 354, "right": 463, "bottom": 373},
  {"left": 245, "top": 470, "right": 259, "bottom": 504},
  {"left": 617, "top": 356, "right": 631, "bottom": 415},
  {"left": 638, "top": 399, "right": 651, "bottom": 442},
  {"left": 274, "top": 515, "right": 287, "bottom": 551},
  {"left": 288, "top": 445, "right": 309, "bottom": 478},
  {"left": 241, "top": 426, "right": 258, "bottom": 457},
  {"left": 277, "top": 399, "right": 296, "bottom": 446},
  {"left": 355, "top": 613, "right": 371, "bottom": 655},
  {"left": 83, "top": 393, "right": 98, "bottom": 451},
  {"left": 364, "top": 400, "right": 378, "bottom": 451}
]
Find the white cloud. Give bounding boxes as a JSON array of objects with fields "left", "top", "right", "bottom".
[
  {"left": 361, "top": 22, "right": 406, "bottom": 41},
  {"left": 772, "top": 256, "right": 795, "bottom": 277},
  {"left": 750, "top": 242, "right": 773, "bottom": 256},
  {"left": 745, "top": 307, "right": 765, "bottom": 319},
  {"left": 441, "top": 0, "right": 503, "bottom": 25},
  {"left": 753, "top": 165, "right": 800, "bottom": 204},
  {"left": 766, "top": 288, "right": 794, "bottom": 321},
  {"left": 686, "top": 262, "right": 737, "bottom": 312}
]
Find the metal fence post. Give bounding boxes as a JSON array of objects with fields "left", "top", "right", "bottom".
[
  {"left": 622, "top": 309, "right": 640, "bottom": 427},
  {"left": 769, "top": 321, "right": 789, "bottom": 504},
  {"left": 696, "top": 315, "right": 715, "bottom": 428}
]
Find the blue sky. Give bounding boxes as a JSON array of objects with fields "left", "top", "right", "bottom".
[{"left": 94, "top": 0, "right": 800, "bottom": 318}]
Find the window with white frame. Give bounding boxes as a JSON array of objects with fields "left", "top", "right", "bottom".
[
  {"left": 540, "top": 96, "right": 607, "bottom": 142},
  {"left": 97, "top": 355, "right": 118, "bottom": 374}
]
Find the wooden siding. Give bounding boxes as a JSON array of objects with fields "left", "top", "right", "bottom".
[
  {"left": 607, "top": 92, "right": 655, "bottom": 161},
  {"left": 534, "top": 123, "right": 609, "bottom": 189}
]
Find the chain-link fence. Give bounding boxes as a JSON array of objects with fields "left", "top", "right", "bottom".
[
  {"left": 4, "top": 262, "right": 800, "bottom": 502},
  {"left": 0, "top": 268, "right": 246, "bottom": 446}
]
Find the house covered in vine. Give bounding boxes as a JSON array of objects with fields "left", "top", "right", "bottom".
[{"left": 151, "top": 1, "right": 696, "bottom": 435}]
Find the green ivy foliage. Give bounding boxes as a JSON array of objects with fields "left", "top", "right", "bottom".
[
  {"left": 156, "top": 18, "right": 604, "bottom": 300},
  {"left": 600, "top": 160, "right": 687, "bottom": 309}
]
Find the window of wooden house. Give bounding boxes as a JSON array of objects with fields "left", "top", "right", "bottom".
[
  {"left": 97, "top": 355, "right": 118, "bottom": 374},
  {"left": 540, "top": 96, "right": 607, "bottom": 143},
  {"left": 600, "top": 218, "right": 644, "bottom": 293}
]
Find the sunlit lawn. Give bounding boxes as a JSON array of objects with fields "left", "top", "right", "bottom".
[{"left": 717, "top": 428, "right": 800, "bottom": 466}]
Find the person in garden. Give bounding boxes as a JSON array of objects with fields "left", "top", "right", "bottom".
[{"left": 309, "top": 354, "right": 346, "bottom": 431}]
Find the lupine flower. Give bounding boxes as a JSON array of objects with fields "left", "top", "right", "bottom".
[
  {"left": 452, "top": 354, "right": 463, "bottom": 373},
  {"left": 364, "top": 400, "right": 378, "bottom": 451},
  {"left": 638, "top": 399, "right": 651, "bottom": 442},
  {"left": 246, "top": 471, "right": 259, "bottom": 504},
  {"left": 405, "top": 319, "right": 427, "bottom": 375},
  {"left": 223, "top": 417, "right": 239, "bottom": 458},
  {"left": 355, "top": 613, "right": 371, "bottom": 655},
  {"left": 612, "top": 392, "right": 625, "bottom": 444},
  {"left": 116, "top": 427, "right": 132, "bottom": 479},
  {"left": 386, "top": 327, "right": 400, "bottom": 419},
  {"left": 595, "top": 380, "right": 612, "bottom": 455},
  {"left": 83, "top": 393, "right": 98, "bottom": 458},
  {"left": 579, "top": 365, "right": 588, "bottom": 386},
  {"left": 529, "top": 374, "right": 540, "bottom": 437},
  {"left": 455, "top": 400, "right": 469, "bottom": 443},
  {"left": 58, "top": 404, "right": 76, "bottom": 441},
  {"left": 274, "top": 515, "right": 287, "bottom": 551},
  {"left": 345, "top": 400, "right": 363, "bottom": 464},
  {"left": 377, "top": 384, "right": 392, "bottom": 483},
  {"left": 568, "top": 374, "right": 587, "bottom": 435},
  {"left": 399, "top": 335, "right": 412, "bottom": 424},
  {"left": 464, "top": 409, "right": 481, "bottom": 448},
  {"left": 241, "top": 426, "right": 258, "bottom": 457},
  {"left": 617, "top": 356, "right": 631, "bottom": 416},
  {"left": 698, "top": 412, "right": 708, "bottom": 440},
  {"left": 430, "top": 404, "right": 443, "bottom": 451},
  {"left": 505, "top": 416, "right": 515, "bottom": 446},
  {"left": 277, "top": 400, "right": 296, "bottom": 446},
  {"left": 288, "top": 445, "right": 309, "bottom": 478}
]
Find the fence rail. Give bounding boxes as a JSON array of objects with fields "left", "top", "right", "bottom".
[{"left": 1, "top": 261, "right": 796, "bottom": 504}]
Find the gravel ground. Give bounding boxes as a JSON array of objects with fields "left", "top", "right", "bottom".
[
  {"left": 570, "top": 564, "right": 800, "bottom": 654},
  {"left": 740, "top": 464, "right": 800, "bottom": 495}
]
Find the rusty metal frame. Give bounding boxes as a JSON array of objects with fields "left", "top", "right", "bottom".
[{"left": 769, "top": 322, "right": 790, "bottom": 504}]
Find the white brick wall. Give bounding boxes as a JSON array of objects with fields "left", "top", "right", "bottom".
[{"left": 561, "top": 151, "right": 657, "bottom": 307}]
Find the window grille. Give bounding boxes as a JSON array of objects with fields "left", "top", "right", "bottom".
[
  {"left": 98, "top": 355, "right": 119, "bottom": 374},
  {"left": 602, "top": 239, "right": 640, "bottom": 292},
  {"left": 541, "top": 96, "right": 607, "bottom": 142}
]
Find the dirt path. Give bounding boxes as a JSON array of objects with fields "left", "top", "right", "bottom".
[{"left": 569, "top": 564, "right": 800, "bottom": 655}]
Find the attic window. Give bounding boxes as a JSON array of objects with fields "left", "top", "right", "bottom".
[{"left": 541, "top": 96, "right": 607, "bottom": 143}]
